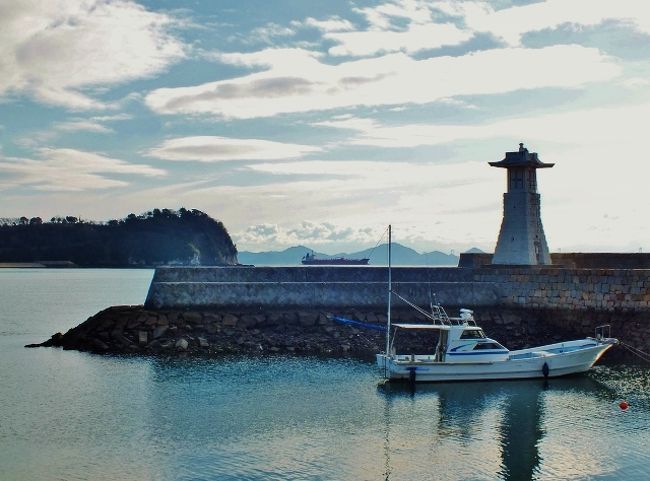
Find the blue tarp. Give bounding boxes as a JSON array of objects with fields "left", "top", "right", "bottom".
[{"left": 331, "top": 315, "right": 386, "bottom": 332}]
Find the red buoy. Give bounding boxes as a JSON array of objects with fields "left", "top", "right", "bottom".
[{"left": 619, "top": 401, "right": 629, "bottom": 411}]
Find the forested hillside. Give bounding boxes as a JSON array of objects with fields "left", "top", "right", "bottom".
[{"left": 0, "top": 208, "right": 238, "bottom": 267}]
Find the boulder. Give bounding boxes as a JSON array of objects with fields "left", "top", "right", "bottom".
[
  {"left": 240, "top": 314, "right": 263, "bottom": 328},
  {"left": 175, "top": 338, "right": 189, "bottom": 351},
  {"left": 222, "top": 313, "right": 238, "bottom": 327},
  {"left": 298, "top": 312, "right": 316, "bottom": 327},
  {"left": 152, "top": 325, "right": 168, "bottom": 339},
  {"left": 183, "top": 312, "right": 203, "bottom": 324}
]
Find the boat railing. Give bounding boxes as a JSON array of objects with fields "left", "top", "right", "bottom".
[
  {"left": 392, "top": 290, "right": 479, "bottom": 327},
  {"left": 594, "top": 324, "right": 612, "bottom": 340},
  {"left": 448, "top": 317, "right": 477, "bottom": 326},
  {"left": 430, "top": 303, "right": 451, "bottom": 326}
]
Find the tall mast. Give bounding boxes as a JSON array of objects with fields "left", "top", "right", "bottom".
[{"left": 385, "top": 224, "right": 392, "bottom": 356}]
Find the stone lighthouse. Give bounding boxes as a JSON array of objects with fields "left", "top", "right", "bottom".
[{"left": 490, "top": 143, "right": 553, "bottom": 265}]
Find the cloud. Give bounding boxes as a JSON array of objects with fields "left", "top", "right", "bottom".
[
  {"left": 0, "top": 0, "right": 185, "bottom": 109},
  {"left": 53, "top": 120, "right": 114, "bottom": 134},
  {"left": 0, "top": 148, "right": 165, "bottom": 191},
  {"left": 435, "top": 0, "right": 650, "bottom": 47},
  {"left": 13, "top": 113, "right": 133, "bottom": 148},
  {"left": 147, "top": 136, "right": 322, "bottom": 162},
  {"left": 91, "top": 114, "right": 133, "bottom": 122},
  {"left": 235, "top": 221, "right": 379, "bottom": 249},
  {"left": 326, "top": 23, "right": 473, "bottom": 57},
  {"left": 318, "top": 101, "right": 650, "bottom": 148},
  {"left": 247, "top": 23, "right": 296, "bottom": 45},
  {"left": 296, "top": 16, "right": 355, "bottom": 33},
  {"left": 146, "top": 44, "right": 619, "bottom": 118},
  {"left": 355, "top": 0, "right": 434, "bottom": 29}
]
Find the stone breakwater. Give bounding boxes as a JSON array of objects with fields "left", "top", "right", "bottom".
[
  {"left": 31, "top": 304, "right": 645, "bottom": 361},
  {"left": 145, "top": 266, "right": 650, "bottom": 313},
  {"left": 29, "top": 266, "right": 650, "bottom": 358}
]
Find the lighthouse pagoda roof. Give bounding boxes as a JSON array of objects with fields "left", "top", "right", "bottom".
[{"left": 489, "top": 143, "right": 554, "bottom": 169}]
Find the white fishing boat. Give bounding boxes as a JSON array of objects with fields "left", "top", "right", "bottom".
[{"left": 376, "top": 226, "right": 618, "bottom": 382}]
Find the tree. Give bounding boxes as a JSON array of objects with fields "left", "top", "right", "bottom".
[
  {"left": 29, "top": 217, "right": 43, "bottom": 225},
  {"left": 19, "top": 216, "right": 28, "bottom": 225}
]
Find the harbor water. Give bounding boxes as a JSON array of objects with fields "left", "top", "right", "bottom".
[{"left": 1, "top": 269, "right": 649, "bottom": 481}]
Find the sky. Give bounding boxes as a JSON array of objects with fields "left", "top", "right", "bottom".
[{"left": 1, "top": 0, "right": 650, "bottom": 254}]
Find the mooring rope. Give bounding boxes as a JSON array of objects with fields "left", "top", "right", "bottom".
[{"left": 619, "top": 341, "right": 650, "bottom": 363}]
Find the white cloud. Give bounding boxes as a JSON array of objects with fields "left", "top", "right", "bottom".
[
  {"left": 249, "top": 23, "right": 295, "bottom": 45},
  {"left": 91, "top": 114, "right": 133, "bottom": 122},
  {"left": 355, "top": 0, "right": 434, "bottom": 29},
  {"left": 146, "top": 45, "right": 619, "bottom": 119},
  {"left": 296, "top": 16, "right": 355, "bottom": 33},
  {"left": 235, "top": 221, "right": 379, "bottom": 250},
  {"left": 0, "top": 0, "right": 185, "bottom": 109},
  {"left": 435, "top": 0, "right": 650, "bottom": 46},
  {"left": 326, "top": 22, "right": 473, "bottom": 56},
  {"left": 53, "top": 120, "right": 113, "bottom": 134},
  {"left": 313, "top": 0, "right": 471, "bottom": 57},
  {"left": 321, "top": 101, "right": 650, "bottom": 148},
  {"left": 192, "top": 157, "right": 500, "bottom": 251},
  {"left": 0, "top": 148, "right": 165, "bottom": 191},
  {"left": 147, "top": 136, "right": 321, "bottom": 162}
]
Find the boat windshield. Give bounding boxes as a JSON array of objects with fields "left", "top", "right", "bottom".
[
  {"left": 472, "top": 342, "right": 506, "bottom": 350},
  {"left": 460, "top": 329, "right": 485, "bottom": 339}
]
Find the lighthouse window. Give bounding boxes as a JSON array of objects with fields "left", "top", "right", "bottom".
[
  {"left": 460, "top": 329, "right": 485, "bottom": 339},
  {"left": 509, "top": 170, "right": 524, "bottom": 189}
]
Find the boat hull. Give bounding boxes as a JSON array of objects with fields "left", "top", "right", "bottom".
[{"left": 376, "top": 340, "right": 615, "bottom": 382}]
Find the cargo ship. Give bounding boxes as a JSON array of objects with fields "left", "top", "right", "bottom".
[{"left": 301, "top": 251, "right": 370, "bottom": 265}]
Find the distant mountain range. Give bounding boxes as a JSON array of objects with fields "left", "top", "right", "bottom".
[{"left": 238, "top": 243, "right": 480, "bottom": 266}]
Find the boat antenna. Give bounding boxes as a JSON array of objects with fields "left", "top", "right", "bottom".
[{"left": 385, "top": 225, "right": 392, "bottom": 360}]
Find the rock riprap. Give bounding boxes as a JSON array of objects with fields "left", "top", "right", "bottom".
[
  {"left": 26, "top": 304, "right": 644, "bottom": 361},
  {"left": 27, "top": 305, "right": 390, "bottom": 357}
]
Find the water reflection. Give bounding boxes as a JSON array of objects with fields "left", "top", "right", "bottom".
[
  {"left": 378, "top": 376, "right": 617, "bottom": 481},
  {"left": 65, "top": 355, "right": 647, "bottom": 481}
]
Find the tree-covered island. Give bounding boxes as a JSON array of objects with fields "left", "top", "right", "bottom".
[{"left": 0, "top": 208, "right": 238, "bottom": 267}]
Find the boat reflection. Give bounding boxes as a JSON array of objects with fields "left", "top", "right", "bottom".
[{"left": 378, "top": 376, "right": 613, "bottom": 481}]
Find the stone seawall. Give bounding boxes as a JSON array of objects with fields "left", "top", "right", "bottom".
[
  {"left": 31, "top": 265, "right": 650, "bottom": 357},
  {"left": 459, "top": 252, "right": 650, "bottom": 269},
  {"left": 145, "top": 266, "right": 650, "bottom": 313}
]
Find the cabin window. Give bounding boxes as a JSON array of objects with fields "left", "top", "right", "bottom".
[
  {"left": 460, "top": 329, "right": 485, "bottom": 339},
  {"left": 473, "top": 342, "right": 503, "bottom": 350}
]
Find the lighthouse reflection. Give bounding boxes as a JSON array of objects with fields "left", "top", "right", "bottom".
[{"left": 378, "top": 377, "right": 609, "bottom": 481}]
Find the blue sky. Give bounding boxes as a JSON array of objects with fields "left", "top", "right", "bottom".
[{"left": 1, "top": 0, "right": 650, "bottom": 254}]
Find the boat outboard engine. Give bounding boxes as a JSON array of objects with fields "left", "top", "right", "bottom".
[{"left": 459, "top": 308, "right": 474, "bottom": 323}]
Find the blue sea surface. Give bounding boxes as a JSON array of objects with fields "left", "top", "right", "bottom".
[{"left": 1, "top": 269, "right": 649, "bottom": 481}]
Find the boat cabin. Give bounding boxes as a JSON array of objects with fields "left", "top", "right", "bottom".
[{"left": 390, "top": 308, "right": 509, "bottom": 363}]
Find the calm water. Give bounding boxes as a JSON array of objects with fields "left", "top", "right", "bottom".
[{"left": 1, "top": 269, "right": 649, "bottom": 481}]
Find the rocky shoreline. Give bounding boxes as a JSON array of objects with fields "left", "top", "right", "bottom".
[{"left": 27, "top": 305, "right": 644, "bottom": 361}]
